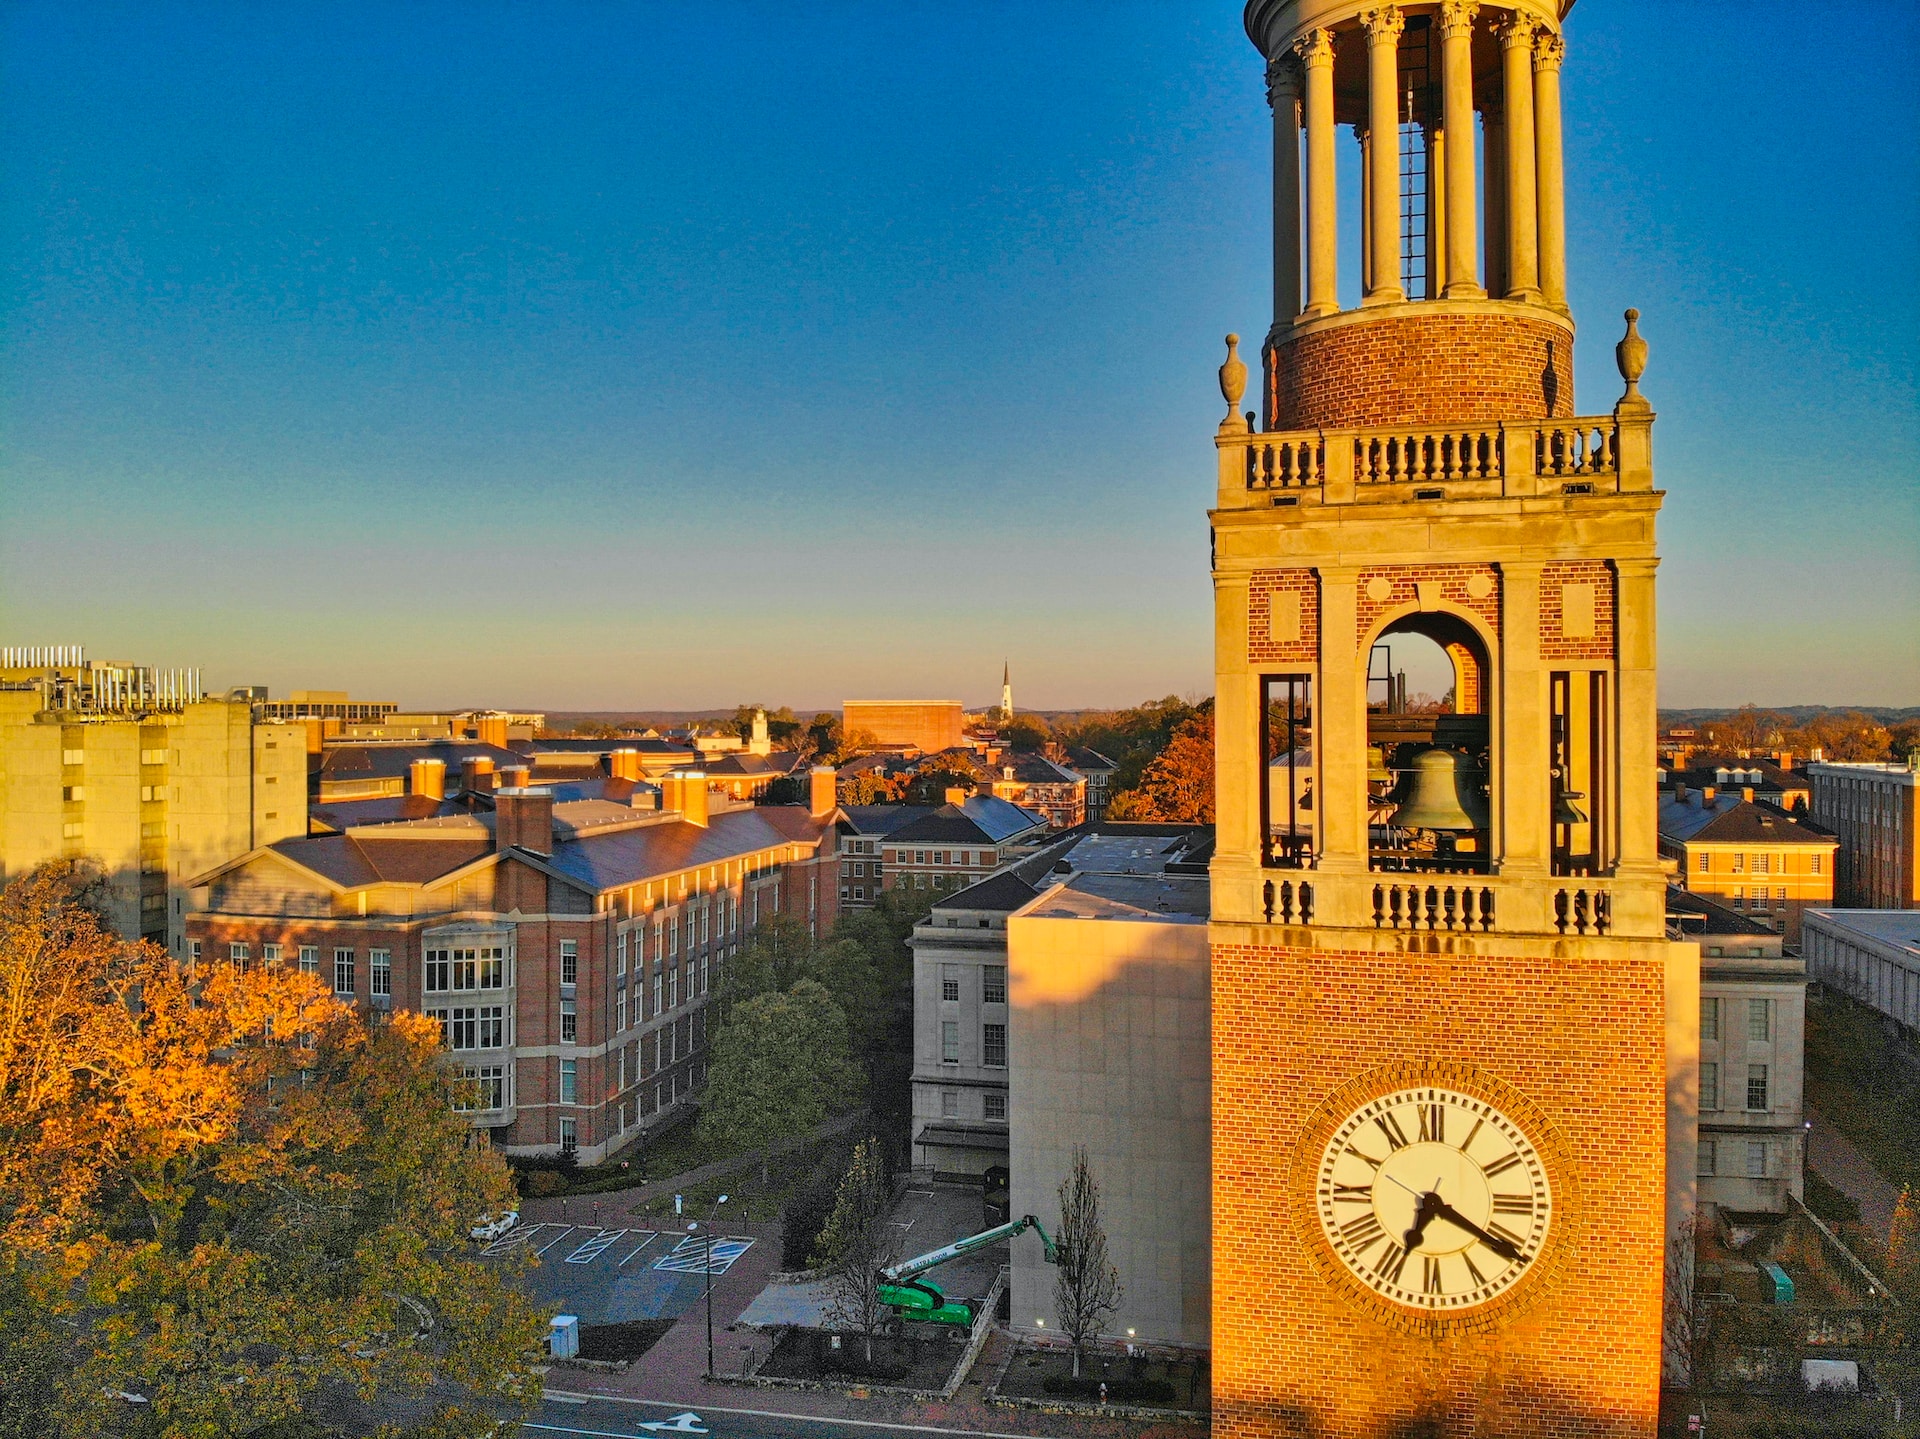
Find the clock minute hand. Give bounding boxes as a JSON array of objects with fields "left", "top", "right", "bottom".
[{"left": 1429, "top": 1197, "right": 1528, "bottom": 1264}]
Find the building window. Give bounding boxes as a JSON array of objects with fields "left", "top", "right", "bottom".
[
  {"left": 298, "top": 945, "right": 318, "bottom": 974},
  {"left": 1748, "top": 998, "right": 1771, "bottom": 1041},
  {"left": 941, "top": 965, "right": 961, "bottom": 1003},
  {"left": 559, "top": 940, "right": 579, "bottom": 986},
  {"left": 984, "top": 1090, "right": 1007, "bottom": 1120},
  {"left": 370, "top": 949, "right": 391, "bottom": 997},
  {"left": 1811, "top": 854, "right": 1822, "bottom": 874},
  {"left": 1696, "top": 852, "right": 1709, "bottom": 873},
  {"left": 853, "top": 887, "right": 865, "bottom": 901},
  {"left": 426, "top": 950, "right": 450, "bottom": 992},
  {"left": 1746, "top": 1141, "right": 1768, "bottom": 1178},
  {"left": 559, "top": 1116, "right": 577, "bottom": 1154},
  {"left": 1701, "top": 997, "right": 1719, "bottom": 1042},
  {"left": 333, "top": 949, "right": 355, "bottom": 995},
  {"left": 983, "top": 966, "right": 1006, "bottom": 1005},
  {"left": 652, "top": 967, "right": 662, "bottom": 1015},
  {"left": 561, "top": 999, "right": 577, "bottom": 1044},
  {"left": 1747, "top": 1064, "right": 1769, "bottom": 1112},
  {"left": 1697, "top": 1140, "right": 1716, "bottom": 1177},
  {"left": 941, "top": 1021, "right": 959, "bottom": 1064},
  {"left": 616, "top": 989, "right": 628, "bottom": 1031},
  {"left": 229, "top": 942, "right": 250, "bottom": 969},
  {"left": 560, "top": 1060, "right": 578, "bottom": 1105},
  {"left": 983, "top": 1023, "right": 1007, "bottom": 1068},
  {"left": 940, "top": 1090, "right": 959, "bottom": 1119},
  {"left": 458, "top": 1065, "right": 508, "bottom": 1112},
  {"left": 617, "top": 931, "right": 628, "bottom": 975},
  {"left": 1700, "top": 1063, "right": 1718, "bottom": 1111},
  {"left": 261, "top": 943, "right": 281, "bottom": 967},
  {"left": 1732, "top": 853, "right": 1745, "bottom": 873}
]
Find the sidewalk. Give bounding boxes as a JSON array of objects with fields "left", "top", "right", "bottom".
[
  {"left": 515, "top": 1109, "right": 870, "bottom": 1226},
  {"left": 1807, "top": 1103, "right": 1903, "bottom": 1239}
]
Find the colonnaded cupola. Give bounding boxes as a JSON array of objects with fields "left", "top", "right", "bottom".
[{"left": 1249, "top": 0, "right": 1575, "bottom": 430}]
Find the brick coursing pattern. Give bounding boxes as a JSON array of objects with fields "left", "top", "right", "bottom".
[
  {"left": 1355, "top": 565, "right": 1502, "bottom": 648},
  {"left": 1540, "top": 560, "right": 1617, "bottom": 662},
  {"left": 1266, "top": 312, "right": 1576, "bottom": 431},
  {"left": 1249, "top": 570, "right": 1320, "bottom": 665},
  {"left": 1210, "top": 938, "right": 1667, "bottom": 1438}
]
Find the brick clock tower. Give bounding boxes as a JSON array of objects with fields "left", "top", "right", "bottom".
[{"left": 1210, "top": 2, "right": 1693, "bottom": 1435}]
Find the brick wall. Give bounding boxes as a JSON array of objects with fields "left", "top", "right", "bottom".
[
  {"left": 1540, "top": 560, "right": 1617, "bottom": 663},
  {"left": 1211, "top": 937, "right": 1666, "bottom": 1437},
  {"left": 1249, "top": 570, "right": 1321, "bottom": 666},
  {"left": 1267, "top": 312, "right": 1575, "bottom": 431},
  {"left": 1355, "top": 564, "right": 1503, "bottom": 646}
]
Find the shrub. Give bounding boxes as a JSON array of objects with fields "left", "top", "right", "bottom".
[
  {"left": 523, "top": 1170, "right": 566, "bottom": 1198},
  {"left": 782, "top": 1181, "right": 836, "bottom": 1270}
]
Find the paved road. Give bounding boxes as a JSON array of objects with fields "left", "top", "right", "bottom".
[{"left": 522, "top": 1393, "right": 1055, "bottom": 1439}]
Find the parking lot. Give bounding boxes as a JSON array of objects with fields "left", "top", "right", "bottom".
[{"left": 484, "top": 1221, "right": 757, "bottom": 1327}]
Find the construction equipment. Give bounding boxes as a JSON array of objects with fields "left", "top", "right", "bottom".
[{"left": 876, "top": 1214, "right": 1059, "bottom": 1327}]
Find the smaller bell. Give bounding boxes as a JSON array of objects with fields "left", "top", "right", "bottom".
[
  {"left": 1554, "top": 789, "right": 1588, "bottom": 826},
  {"left": 1389, "top": 747, "right": 1490, "bottom": 832}
]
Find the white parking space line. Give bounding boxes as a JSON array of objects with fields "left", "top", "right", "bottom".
[
  {"left": 651, "top": 1235, "right": 754, "bottom": 1275},
  {"left": 534, "top": 1224, "right": 580, "bottom": 1257},
  {"left": 564, "top": 1228, "right": 627, "bottom": 1264},
  {"left": 483, "top": 1221, "right": 554, "bottom": 1257},
  {"left": 618, "top": 1230, "right": 661, "bottom": 1266}
]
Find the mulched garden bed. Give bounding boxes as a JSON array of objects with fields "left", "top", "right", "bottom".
[
  {"left": 994, "top": 1342, "right": 1210, "bottom": 1413},
  {"left": 576, "top": 1318, "right": 676, "bottom": 1362},
  {"left": 757, "top": 1326, "right": 966, "bottom": 1391}
]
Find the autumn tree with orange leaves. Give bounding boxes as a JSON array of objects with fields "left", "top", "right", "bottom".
[
  {"left": 0, "top": 861, "right": 544, "bottom": 1439},
  {"left": 1105, "top": 710, "right": 1215, "bottom": 823}
]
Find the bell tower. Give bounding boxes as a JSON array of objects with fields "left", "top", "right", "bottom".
[{"left": 1210, "top": 2, "right": 1690, "bottom": 1435}]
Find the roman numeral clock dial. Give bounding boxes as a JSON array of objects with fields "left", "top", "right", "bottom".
[{"left": 1315, "top": 1086, "right": 1552, "bottom": 1312}]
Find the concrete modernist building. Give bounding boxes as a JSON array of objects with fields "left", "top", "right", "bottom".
[
  {"left": 1807, "top": 757, "right": 1920, "bottom": 909},
  {"left": 1804, "top": 908, "right": 1920, "bottom": 1039},
  {"left": 904, "top": 825, "right": 1210, "bottom": 1186},
  {"left": 1210, "top": 2, "right": 1689, "bottom": 1430},
  {"left": 185, "top": 774, "right": 843, "bottom": 1163},
  {"left": 1658, "top": 788, "right": 1837, "bottom": 944},
  {"left": 1667, "top": 888, "right": 1804, "bottom": 1216},
  {"left": 842, "top": 700, "right": 965, "bottom": 755},
  {"left": 0, "top": 649, "right": 306, "bottom": 951}
]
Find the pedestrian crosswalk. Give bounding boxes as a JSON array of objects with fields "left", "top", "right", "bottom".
[{"left": 651, "top": 1234, "right": 754, "bottom": 1275}]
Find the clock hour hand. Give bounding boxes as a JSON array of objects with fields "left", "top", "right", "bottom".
[
  {"left": 1429, "top": 1197, "right": 1528, "bottom": 1264},
  {"left": 1402, "top": 1189, "right": 1443, "bottom": 1253}
]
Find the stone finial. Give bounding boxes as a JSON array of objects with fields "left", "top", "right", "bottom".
[
  {"left": 1615, "top": 308, "right": 1648, "bottom": 402},
  {"left": 1219, "top": 334, "right": 1248, "bottom": 426}
]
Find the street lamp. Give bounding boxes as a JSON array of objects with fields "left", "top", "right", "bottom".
[{"left": 689, "top": 1193, "right": 729, "bottom": 1379}]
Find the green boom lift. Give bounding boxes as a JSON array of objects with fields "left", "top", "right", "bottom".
[{"left": 876, "top": 1214, "right": 1060, "bottom": 1327}]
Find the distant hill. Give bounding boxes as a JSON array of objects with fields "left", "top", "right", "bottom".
[{"left": 1660, "top": 705, "right": 1920, "bottom": 725}]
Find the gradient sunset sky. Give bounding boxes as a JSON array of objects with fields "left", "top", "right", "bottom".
[{"left": 2, "top": 2, "right": 1915, "bottom": 712}]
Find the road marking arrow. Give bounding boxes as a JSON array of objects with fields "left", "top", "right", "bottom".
[{"left": 637, "top": 1413, "right": 708, "bottom": 1435}]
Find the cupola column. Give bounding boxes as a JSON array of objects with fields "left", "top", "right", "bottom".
[
  {"left": 1267, "top": 57, "right": 1304, "bottom": 327},
  {"left": 1533, "top": 31, "right": 1569, "bottom": 311},
  {"left": 1362, "top": 7, "right": 1406, "bottom": 304},
  {"left": 1439, "top": 1, "right": 1482, "bottom": 299},
  {"left": 1298, "top": 27, "right": 1340, "bottom": 318},
  {"left": 1498, "top": 14, "right": 1542, "bottom": 300}
]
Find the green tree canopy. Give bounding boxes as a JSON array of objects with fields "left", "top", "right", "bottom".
[
  {"left": 999, "top": 714, "right": 1052, "bottom": 751},
  {"left": 698, "top": 980, "right": 863, "bottom": 1182}
]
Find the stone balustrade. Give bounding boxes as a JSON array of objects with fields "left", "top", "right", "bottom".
[{"left": 1223, "top": 410, "right": 1652, "bottom": 509}]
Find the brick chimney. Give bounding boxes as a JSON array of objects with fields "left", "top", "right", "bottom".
[
  {"left": 408, "top": 758, "right": 446, "bottom": 799},
  {"left": 662, "top": 771, "right": 709, "bottom": 827},
  {"left": 1673, "top": 783, "right": 1689, "bottom": 805},
  {"left": 1775, "top": 750, "right": 1793, "bottom": 771},
  {"left": 1702, "top": 785, "right": 1717, "bottom": 806},
  {"left": 810, "top": 765, "right": 837, "bottom": 819},
  {"left": 610, "top": 748, "right": 641, "bottom": 782},
  {"left": 495, "top": 786, "right": 554, "bottom": 856},
  {"left": 945, "top": 786, "right": 971, "bottom": 806},
  {"left": 500, "top": 763, "right": 531, "bottom": 790},
  {"left": 462, "top": 755, "right": 497, "bottom": 793},
  {"left": 1741, "top": 786, "right": 1755, "bottom": 804},
  {"left": 476, "top": 714, "right": 509, "bottom": 749}
]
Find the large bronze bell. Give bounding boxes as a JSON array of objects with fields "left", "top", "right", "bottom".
[{"left": 1390, "top": 746, "right": 1490, "bottom": 831}]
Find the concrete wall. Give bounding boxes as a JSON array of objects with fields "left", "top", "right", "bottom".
[{"left": 1006, "top": 901, "right": 1210, "bottom": 1349}]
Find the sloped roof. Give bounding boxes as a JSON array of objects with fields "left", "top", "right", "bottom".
[
  {"left": 888, "top": 795, "right": 1047, "bottom": 845},
  {"left": 308, "top": 794, "right": 476, "bottom": 833},
  {"left": 316, "top": 741, "right": 519, "bottom": 782},
  {"left": 840, "top": 805, "right": 935, "bottom": 837},
  {"left": 269, "top": 834, "right": 496, "bottom": 889},
  {"left": 1665, "top": 757, "right": 1810, "bottom": 793},
  {"left": 1067, "top": 747, "right": 1118, "bottom": 774},
  {"left": 510, "top": 737, "right": 698, "bottom": 758},
  {"left": 1666, "top": 885, "right": 1775, "bottom": 937},
  {"left": 704, "top": 751, "right": 807, "bottom": 778},
  {"left": 1658, "top": 794, "right": 1836, "bottom": 846},
  {"left": 543, "top": 805, "right": 833, "bottom": 891}
]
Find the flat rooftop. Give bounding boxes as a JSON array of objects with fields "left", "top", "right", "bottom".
[
  {"left": 1022, "top": 872, "right": 1210, "bottom": 924},
  {"left": 1807, "top": 909, "right": 1920, "bottom": 959}
]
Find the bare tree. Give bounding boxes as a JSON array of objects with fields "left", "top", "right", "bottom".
[
  {"left": 815, "top": 1137, "right": 897, "bottom": 1368},
  {"left": 1054, "top": 1146, "right": 1124, "bottom": 1378},
  {"left": 1663, "top": 1207, "right": 1708, "bottom": 1389}
]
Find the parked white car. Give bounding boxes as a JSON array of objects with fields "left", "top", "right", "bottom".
[{"left": 469, "top": 1210, "right": 519, "bottom": 1243}]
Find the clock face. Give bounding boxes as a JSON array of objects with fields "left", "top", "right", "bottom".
[{"left": 1316, "top": 1084, "right": 1552, "bottom": 1312}]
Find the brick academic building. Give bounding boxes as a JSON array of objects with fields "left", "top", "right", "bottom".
[{"left": 187, "top": 768, "right": 842, "bottom": 1163}]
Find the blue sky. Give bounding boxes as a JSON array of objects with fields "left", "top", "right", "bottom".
[{"left": 2, "top": 1, "right": 1915, "bottom": 711}]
